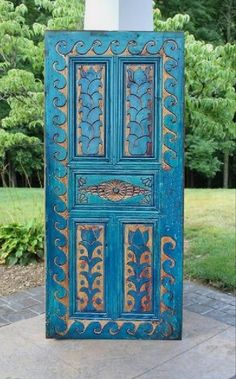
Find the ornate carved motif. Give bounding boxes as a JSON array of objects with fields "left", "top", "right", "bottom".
[
  {"left": 77, "top": 64, "right": 105, "bottom": 156},
  {"left": 77, "top": 225, "right": 105, "bottom": 312},
  {"left": 79, "top": 179, "right": 150, "bottom": 203},
  {"left": 125, "top": 65, "right": 154, "bottom": 157},
  {"left": 162, "top": 41, "right": 178, "bottom": 171},
  {"left": 160, "top": 236, "right": 176, "bottom": 312},
  {"left": 48, "top": 33, "right": 181, "bottom": 339},
  {"left": 124, "top": 225, "right": 153, "bottom": 313}
]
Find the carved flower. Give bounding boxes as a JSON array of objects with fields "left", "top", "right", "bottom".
[{"left": 81, "top": 180, "right": 149, "bottom": 202}]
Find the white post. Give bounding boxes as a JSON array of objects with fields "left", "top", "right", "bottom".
[{"left": 84, "top": 0, "right": 153, "bottom": 31}]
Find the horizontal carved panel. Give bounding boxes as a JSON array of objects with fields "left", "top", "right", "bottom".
[{"left": 75, "top": 174, "right": 154, "bottom": 207}]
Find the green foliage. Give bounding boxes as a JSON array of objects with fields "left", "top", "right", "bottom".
[
  {"left": 0, "top": 0, "right": 84, "bottom": 187},
  {"left": 0, "top": 222, "right": 44, "bottom": 265},
  {"left": 34, "top": 0, "right": 85, "bottom": 32},
  {"left": 185, "top": 136, "right": 221, "bottom": 178},
  {"left": 154, "top": 0, "right": 236, "bottom": 44},
  {"left": 154, "top": 9, "right": 236, "bottom": 182}
]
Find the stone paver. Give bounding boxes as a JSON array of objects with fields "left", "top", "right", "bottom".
[
  {"left": 183, "top": 281, "right": 235, "bottom": 326},
  {"left": 1, "top": 280, "right": 234, "bottom": 328},
  {"left": 0, "top": 310, "right": 235, "bottom": 379},
  {"left": 0, "top": 286, "right": 45, "bottom": 327}
]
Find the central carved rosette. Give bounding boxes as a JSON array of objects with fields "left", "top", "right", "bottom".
[{"left": 81, "top": 179, "right": 150, "bottom": 202}]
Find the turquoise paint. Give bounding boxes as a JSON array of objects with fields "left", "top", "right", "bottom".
[{"left": 45, "top": 31, "right": 184, "bottom": 339}]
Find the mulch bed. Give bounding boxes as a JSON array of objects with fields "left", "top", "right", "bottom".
[{"left": 0, "top": 262, "right": 44, "bottom": 296}]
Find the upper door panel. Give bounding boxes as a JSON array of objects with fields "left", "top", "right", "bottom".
[
  {"left": 70, "top": 57, "right": 112, "bottom": 162},
  {"left": 118, "top": 57, "right": 161, "bottom": 163},
  {"left": 69, "top": 55, "right": 162, "bottom": 166}
]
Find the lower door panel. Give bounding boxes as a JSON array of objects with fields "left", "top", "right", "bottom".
[{"left": 70, "top": 216, "right": 159, "bottom": 322}]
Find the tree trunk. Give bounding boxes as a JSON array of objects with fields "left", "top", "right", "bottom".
[
  {"left": 1, "top": 173, "right": 7, "bottom": 187},
  {"left": 223, "top": 152, "right": 229, "bottom": 188},
  {"left": 190, "top": 171, "right": 194, "bottom": 188},
  {"left": 207, "top": 178, "right": 212, "bottom": 188},
  {"left": 8, "top": 162, "right": 17, "bottom": 187}
]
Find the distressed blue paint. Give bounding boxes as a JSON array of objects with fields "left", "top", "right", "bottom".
[
  {"left": 126, "top": 65, "right": 153, "bottom": 156},
  {"left": 76, "top": 174, "right": 154, "bottom": 207},
  {"left": 45, "top": 31, "right": 184, "bottom": 340},
  {"left": 77, "top": 226, "right": 104, "bottom": 312},
  {"left": 77, "top": 65, "right": 104, "bottom": 156},
  {"left": 126, "top": 227, "right": 153, "bottom": 313}
]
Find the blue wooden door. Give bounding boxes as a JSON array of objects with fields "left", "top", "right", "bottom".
[{"left": 45, "top": 31, "right": 184, "bottom": 339}]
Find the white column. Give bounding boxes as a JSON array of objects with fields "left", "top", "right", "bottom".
[{"left": 84, "top": 0, "right": 153, "bottom": 31}]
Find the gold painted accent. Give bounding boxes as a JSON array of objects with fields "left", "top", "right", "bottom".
[
  {"left": 77, "top": 224, "right": 105, "bottom": 312},
  {"left": 124, "top": 224, "right": 153, "bottom": 313},
  {"left": 161, "top": 50, "right": 178, "bottom": 170}
]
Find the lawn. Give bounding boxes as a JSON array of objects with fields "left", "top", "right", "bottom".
[
  {"left": 185, "top": 189, "right": 235, "bottom": 292},
  {"left": 0, "top": 188, "right": 235, "bottom": 291},
  {"left": 0, "top": 188, "right": 43, "bottom": 224}
]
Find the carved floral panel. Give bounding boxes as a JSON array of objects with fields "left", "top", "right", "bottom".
[
  {"left": 124, "top": 224, "right": 153, "bottom": 313},
  {"left": 77, "top": 64, "right": 105, "bottom": 156},
  {"left": 124, "top": 64, "right": 155, "bottom": 157},
  {"left": 76, "top": 224, "right": 105, "bottom": 313}
]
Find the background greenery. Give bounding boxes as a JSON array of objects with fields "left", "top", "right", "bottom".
[{"left": 0, "top": 0, "right": 235, "bottom": 188}]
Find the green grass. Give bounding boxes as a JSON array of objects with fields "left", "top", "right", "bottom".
[
  {"left": 0, "top": 188, "right": 43, "bottom": 224},
  {"left": 185, "top": 189, "right": 235, "bottom": 291},
  {"left": 0, "top": 188, "right": 235, "bottom": 291}
]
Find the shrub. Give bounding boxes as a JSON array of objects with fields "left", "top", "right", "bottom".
[{"left": 0, "top": 222, "right": 44, "bottom": 266}]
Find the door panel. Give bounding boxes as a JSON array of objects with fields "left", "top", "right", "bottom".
[
  {"left": 123, "top": 63, "right": 155, "bottom": 157},
  {"left": 123, "top": 223, "right": 154, "bottom": 314},
  {"left": 76, "top": 223, "right": 106, "bottom": 313},
  {"left": 76, "top": 63, "right": 106, "bottom": 157},
  {"left": 71, "top": 57, "right": 112, "bottom": 162},
  {"left": 118, "top": 57, "right": 161, "bottom": 163},
  {"left": 46, "top": 31, "right": 184, "bottom": 340},
  {"left": 74, "top": 173, "right": 156, "bottom": 208}
]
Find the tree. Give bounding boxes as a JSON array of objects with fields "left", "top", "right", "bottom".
[
  {"left": 154, "top": 0, "right": 236, "bottom": 44},
  {"left": 154, "top": 8, "right": 236, "bottom": 187},
  {"left": 0, "top": 0, "right": 84, "bottom": 187},
  {"left": 0, "top": 0, "right": 43, "bottom": 186}
]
